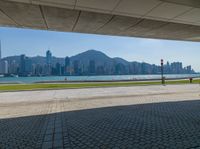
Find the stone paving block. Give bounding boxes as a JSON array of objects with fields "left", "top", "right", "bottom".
[
  {"left": 44, "top": 134, "right": 53, "bottom": 142},
  {"left": 53, "top": 139, "right": 63, "bottom": 148},
  {"left": 54, "top": 133, "right": 62, "bottom": 140},
  {"left": 42, "top": 141, "right": 52, "bottom": 149}
]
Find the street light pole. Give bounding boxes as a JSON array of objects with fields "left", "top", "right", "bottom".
[{"left": 161, "top": 59, "right": 164, "bottom": 85}]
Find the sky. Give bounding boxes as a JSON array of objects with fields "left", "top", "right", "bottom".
[{"left": 0, "top": 26, "right": 200, "bottom": 72}]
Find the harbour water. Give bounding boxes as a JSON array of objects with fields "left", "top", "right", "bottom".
[{"left": 0, "top": 74, "right": 199, "bottom": 84}]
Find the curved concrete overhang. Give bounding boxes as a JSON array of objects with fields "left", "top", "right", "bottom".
[{"left": 0, "top": 0, "right": 200, "bottom": 41}]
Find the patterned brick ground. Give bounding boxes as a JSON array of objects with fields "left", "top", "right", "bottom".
[{"left": 0, "top": 85, "right": 200, "bottom": 149}]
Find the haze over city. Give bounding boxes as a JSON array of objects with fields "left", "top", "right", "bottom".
[{"left": 0, "top": 26, "right": 200, "bottom": 72}]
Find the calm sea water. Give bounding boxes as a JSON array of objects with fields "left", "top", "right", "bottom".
[{"left": 0, "top": 74, "right": 199, "bottom": 84}]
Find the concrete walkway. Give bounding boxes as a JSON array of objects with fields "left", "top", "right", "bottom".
[{"left": 0, "top": 84, "right": 200, "bottom": 148}]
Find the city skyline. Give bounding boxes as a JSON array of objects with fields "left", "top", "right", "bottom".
[
  {"left": 0, "top": 49, "right": 196, "bottom": 76},
  {"left": 0, "top": 27, "right": 200, "bottom": 71},
  {"left": 0, "top": 47, "right": 198, "bottom": 73}
]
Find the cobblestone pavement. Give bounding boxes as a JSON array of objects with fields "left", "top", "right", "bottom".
[{"left": 0, "top": 85, "right": 200, "bottom": 149}]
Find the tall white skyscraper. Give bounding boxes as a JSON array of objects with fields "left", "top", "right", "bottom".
[
  {"left": 2, "top": 60, "right": 8, "bottom": 74},
  {"left": 0, "top": 60, "right": 8, "bottom": 74}
]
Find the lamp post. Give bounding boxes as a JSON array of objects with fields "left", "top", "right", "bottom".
[{"left": 161, "top": 59, "right": 165, "bottom": 85}]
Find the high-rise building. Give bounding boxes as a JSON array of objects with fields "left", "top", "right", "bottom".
[
  {"left": 55, "top": 62, "right": 61, "bottom": 75},
  {"left": 89, "top": 60, "right": 95, "bottom": 74},
  {"left": 73, "top": 60, "right": 79, "bottom": 75},
  {"left": 19, "top": 54, "right": 32, "bottom": 76},
  {"left": 186, "top": 65, "right": 192, "bottom": 73},
  {"left": 35, "top": 64, "right": 43, "bottom": 76},
  {"left": 0, "top": 63, "right": 2, "bottom": 74},
  {"left": 9, "top": 60, "right": 18, "bottom": 74},
  {"left": 46, "top": 50, "right": 52, "bottom": 65},
  {"left": 64, "top": 56, "right": 70, "bottom": 75},
  {"left": 0, "top": 40, "right": 2, "bottom": 74},
  {"left": 165, "top": 61, "right": 171, "bottom": 74},
  {"left": 0, "top": 60, "right": 8, "bottom": 74},
  {"left": 4, "top": 60, "right": 8, "bottom": 74},
  {"left": 24, "top": 57, "right": 32, "bottom": 75},
  {"left": 171, "top": 62, "right": 183, "bottom": 74},
  {"left": 65, "top": 56, "right": 70, "bottom": 67},
  {"left": 114, "top": 63, "right": 126, "bottom": 75},
  {"left": 46, "top": 50, "right": 52, "bottom": 75},
  {"left": 20, "top": 54, "right": 26, "bottom": 74},
  {"left": 0, "top": 40, "right": 2, "bottom": 60}
]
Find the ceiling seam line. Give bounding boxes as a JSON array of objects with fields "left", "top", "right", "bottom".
[
  {"left": 118, "top": 2, "right": 164, "bottom": 34},
  {"left": 143, "top": 1, "right": 164, "bottom": 17},
  {"left": 33, "top": 1, "right": 74, "bottom": 9},
  {"left": 74, "top": 0, "right": 77, "bottom": 9},
  {"left": 159, "top": 0, "right": 200, "bottom": 8},
  {"left": 94, "top": 15, "right": 116, "bottom": 32},
  {"left": 118, "top": 19, "right": 144, "bottom": 35},
  {"left": 39, "top": 5, "right": 49, "bottom": 30},
  {"left": 119, "top": 18, "right": 144, "bottom": 34},
  {"left": 72, "top": 5, "right": 111, "bottom": 14},
  {"left": 154, "top": 7, "right": 196, "bottom": 27},
  {"left": 72, "top": 10, "right": 81, "bottom": 31},
  {"left": 171, "top": 7, "right": 194, "bottom": 20},
  {"left": 111, "top": 0, "right": 123, "bottom": 13},
  {"left": 142, "top": 22, "right": 171, "bottom": 36},
  {"left": 0, "top": 8, "right": 19, "bottom": 26}
]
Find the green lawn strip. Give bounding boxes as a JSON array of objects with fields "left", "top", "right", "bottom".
[
  {"left": 0, "top": 79, "right": 199, "bottom": 91},
  {"left": 166, "top": 79, "right": 200, "bottom": 84},
  {"left": 0, "top": 82, "right": 160, "bottom": 91}
]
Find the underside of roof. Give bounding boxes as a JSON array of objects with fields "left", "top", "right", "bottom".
[{"left": 0, "top": 0, "right": 200, "bottom": 41}]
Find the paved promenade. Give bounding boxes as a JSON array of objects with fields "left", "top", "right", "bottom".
[{"left": 0, "top": 84, "right": 200, "bottom": 149}]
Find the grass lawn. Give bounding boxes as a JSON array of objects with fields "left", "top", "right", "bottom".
[{"left": 0, "top": 79, "right": 199, "bottom": 92}]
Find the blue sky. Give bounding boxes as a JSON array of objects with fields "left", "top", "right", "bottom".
[{"left": 0, "top": 26, "right": 200, "bottom": 71}]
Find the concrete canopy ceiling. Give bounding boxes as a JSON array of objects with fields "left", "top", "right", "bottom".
[{"left": 0, "top": 0, "right": 200, "bottom": 41}]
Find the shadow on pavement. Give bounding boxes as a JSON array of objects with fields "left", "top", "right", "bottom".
[{"left": 1, "top": 100, "right": 200, "bottom": 149}]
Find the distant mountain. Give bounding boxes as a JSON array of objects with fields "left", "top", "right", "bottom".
[
  {"left": 71, "top": 50, "right": 110, "bottom": 61},
  {"left": 70, "top": 50, "right": 132, "bottom": 66},
  {"left": 70, "top": 49, "right": 113, "bottom": 66},
  {"left": 113, "top": 57, "right": 129, "bottom": 65}
]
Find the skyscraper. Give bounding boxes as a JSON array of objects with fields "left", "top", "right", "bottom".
[
  {"left": 89, "top": 60, "right": 95, "bottom": 74},
  {"left": 46, "top": 50, "right": 52, "bottom": 75},
  {"left": 24, "top": 57, "right": 32, "bottom": 74},
  {"left": 65, "top": 56, "right": 70, "bottom": 68},
  {"left": 0, "top": 40, "right": 2, "bottom": 74},
  {"left": 20, "top": 54, "right": 26, "bottom": 74},
  {"left": 55, "top": 62, "right": 61, "bottom": 76},
  {"left": 10, "top": 60, "right": 18, "bottom": 74},
  {"left": 46, "top": 50, "right": 52, "bottom": 65},
  {"left": 0, "top": 60, "right": 8, "bottom": 74},
  {"left": 73, "top": 60, "right": 79, "bottom": 75},
  {"left": 64, "top": 56, "right": 70, "bottom": 75},
  {"left": 0, "top": 40, "right": 2, "bottom": 60}
]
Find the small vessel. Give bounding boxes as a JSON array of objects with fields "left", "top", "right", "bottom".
[
  {"left": 10, "top": 74, "right": 19, "bottom": 78},
  {"left": 3, "top": 74, "right": 19, "bottom": 77}
]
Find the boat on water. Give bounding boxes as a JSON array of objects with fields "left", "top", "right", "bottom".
[
  {"left": 1, "top": 74, "right": 19, "bottom": 77},
  {"left": 10, "top": 74, "right": 19, "bottom": 78}
]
